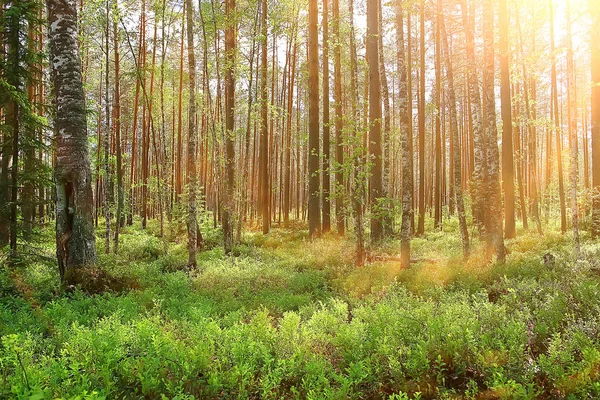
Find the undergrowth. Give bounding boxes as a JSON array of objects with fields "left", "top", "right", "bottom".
[{"left": 1, "top": 218, "right": 600, "bottom": 399}]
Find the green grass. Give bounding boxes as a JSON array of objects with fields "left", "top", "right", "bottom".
[{"left": 2, "top": 218, "right": 600, "bottom": 399}]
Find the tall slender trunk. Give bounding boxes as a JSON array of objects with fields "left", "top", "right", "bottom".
[
  {"left": 434, "top": 0, "right": 441, "bottom": 229},
  {"left": 378, "top": 0, "right": 391, "bottom": 234},
  {"left": 186, "top": 0, "right": 198, "bottom": 266},
  {"left": 566, "top": 0, "right": 580, "bottom": 257},
  {"left": 500, "top": 0, "right": 515, "bottom": 238},
  {"left": 441, "top": 11, "right": 469, "bottom": 258},
  {"left": 461, "top": 0, "right": 486, "bottom": 236},
  {"left": 113, "top": 17, "right": 123, "bottom": 254},
  {"left": 416, "top": 0, "right": 425, "bottom": 236},
  {"left": 260, "top": 0, "right": 270, "bottom": 234},
  {"left": 322, "top": 0, "right": 331, "bottom": 233},
  {"left": 308, "top": 0, "right": 321, "bottom": 238},
  {"left": 592, "top": 0, "right": 600, "bottom": 238},
  {"left": 284, "top": 22, "right": 298, "bottom": 228},
  {"left": 333, "top": 0, "right": 344, "bottom": 235},
  {"left": 550, "top": 0, "right": 566, "bottom": 233},
  {"left": 103, "top": 0, "right": 111, "bottom": 253},
  {"left": 223, "top": 0, "right": 236, "bottom": 253},
  {"left": 397, "top": 0, "right": 412, "bottom": 267},
  {"left": 483, "top": 0, "right": 505, "bottom": 262},
  {"left": 368, "top": 0, "right": 383, "bottom": 242}
]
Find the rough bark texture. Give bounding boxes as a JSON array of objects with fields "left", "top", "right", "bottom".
[
  {"left": 47, "top": 0, "right": 97, "bottom": 283},
  {"left": 186, "top": 0, "right": 198, "bottom": 267},
  {"left": 396, "top": 0, "right": 412, "bottom": 268}
]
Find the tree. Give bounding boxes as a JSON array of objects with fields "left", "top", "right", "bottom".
[
  {"left": 186, "top": 0, "right": 198, "bottom": 267},
  {"left": 333, "top": 0, "right": 344, "bottom": 235},
  {"left": 47, "top": 0, "right": 97, "bottom": 283},
  {"left": 223, "top": 0, "right": 236, "bottom": 253},
  {"left": 566, "top": 0, "right": 579, "bottom": 257},
  {"left": 396, "top": 0, "right": 412, "bottom": 268},
  {"left": 550, "top": 0, "right": 566, "bottom": 234},
  {"left": 103, "top": 0, "right": 111, "bottom": 253},
  {"left": 482, "top": 0, "right": 505, "bottom": 262},
  {"left": 440, "top": 8, "right": 469, "bottom": 258},
  {"left": 308, "top": 0, "right": 321, "bottom": 238},
  {"left": 322, "top": 0, "right": 331, "bottom": 233},
  {"left": 461, "top": 0, "right": 485, "bottom": 236},
  {"left": 368, "top": 0, "right": 383, "bottom": 242},
  {"left": 499, "top": 0, "right": 516, "bottom": 239},
  {"left": 113, "top": 15, "right": 123, "bottom": 254},
  {"left": 416, "top": 0, "right": 425, "bottom": 236},
  {"left": 260, "top": 0, "right": 270, "bottom": 234},
  {"left": 593, "top": 0, "right": 600, "bottom": 238},
  {"left": 434, "top": 0, "right": 441, "bottom": 230}
]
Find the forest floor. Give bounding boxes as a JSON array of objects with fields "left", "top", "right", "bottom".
[{"left": 2, "top": 217, "right": 600, "bottom": 399}]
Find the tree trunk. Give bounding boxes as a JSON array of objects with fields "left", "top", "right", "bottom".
[
  {"left": 441, "top": 10, "right": 469, "bottom": 259},
  {"left": 223, "top": 0, "right": 236, "bottom": 253},
  {"left": 47, "top": 0, "right": 97, "bottom": 283},
  {"left": 396, "top": 0, "right": 412, "bottom": 268},
  {"left": 461, "top": 0, "right": 486, "bottom": 236},
  {"left": 113, "top": 17, "right": 123, "bottom": 254},
  {"left": 308, "top": 0, "right": 321, "bottom": 238},
  {"left": 434, "top": 0, "right": 441, "bottom": 230},
  {"left": 499, "top": 0, "right": 516, "bottom": 238},
  {"left": 550, "top": 0, "right": 566, "bottom": 234},
  {"left": 592, "top": 0, "right": 600, "bottom": 238},
  {"left": 333, "top": 0, "right": 344, "bottom": 235},
  {"left": 566, "top": 0, "right": 580, "bottom": 257},
  {"left": 103, "top": 0, "right": 111, "bottom": 253},
  {"left": 186, "top": 0, "right": 198, "bottom": 267},
  {"left": 416, "top": 0, "right": 426, "bottom": 236},
  {"left": 368, "top": 0, "right": 383, "bottom": 242},
  {"left": 483, "top": 0, "right": 505, "bottom": 262},
  {"left": 260, "top": 0, "right": 270, "bottom": 234}
]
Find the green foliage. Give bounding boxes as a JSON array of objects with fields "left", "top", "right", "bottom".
[{"left": 3, "top": 224, "right": 600, "bottom": 398}]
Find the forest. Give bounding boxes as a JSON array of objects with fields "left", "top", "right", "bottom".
[{"left": 2, "top": 0, "right": 600, "bottom": 397}]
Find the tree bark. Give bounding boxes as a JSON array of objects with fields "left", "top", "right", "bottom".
[
  {"left": 368, "top": 0, "right": 383, "bottom": 242},
  {"left": 416, "top": 0, "right": 425, "bottom": 236},
  {"left": 441, "top": 10, "right": 469, "bottom": 259},
  {"left": 566, "top": 0, "right": 580, "bottom": 257},
  {"left": 333, "top": 0, "right": 344, "bottom": 235},
  {"left": 322, "top": 0, "right": 331, "bottom": 233},
  {"left": 592, "top": 0, "right": 600, "bottom": 238},
  {"left": 308, "top": 0, "right": 321, "bottom": 238},
  {"left": 223, "top": 0, "right": 236, "bottom": 253},
  {"left": 186, "top": 0, "right": 198, "bottom": 267},
  {"left": 47, "top": 0, "right": 97, "bottom": 283},
  {"left": 499, "top": 0, "right": 516, "bottom": 239},
  {"left": 396, "top": 0, "right": 412, "bottom": 268},
  {"left": 482, "top": 0, "right": 505, "bottom": 262}
]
